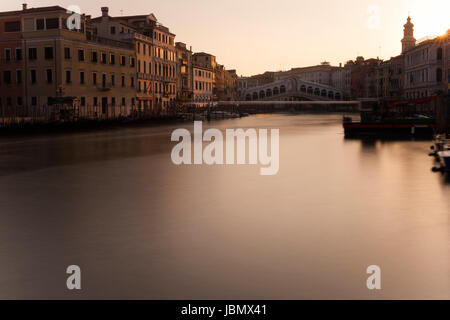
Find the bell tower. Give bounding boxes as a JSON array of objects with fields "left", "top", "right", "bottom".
[{"left": 401, "top": 16, "right": 416, "bottom": 53}]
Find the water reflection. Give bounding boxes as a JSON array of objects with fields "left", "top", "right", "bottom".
[{"left": 0, "top": 114, "right": 449, "bottom": 299}]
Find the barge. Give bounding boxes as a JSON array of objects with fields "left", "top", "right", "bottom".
[{"left": 343, "top": 97, "right": 438, "bottom": 139}]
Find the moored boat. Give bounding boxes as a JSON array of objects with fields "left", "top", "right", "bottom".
[
  {"left": 437, "top": 144, "right": 450, "bottom": 171},
  {"left": 344, "top": 97, "right": 438, "bottom": 139}
]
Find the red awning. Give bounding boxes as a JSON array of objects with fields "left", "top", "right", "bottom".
[{"left": 388, "top": 96, "right": 438, "bottom": 108}]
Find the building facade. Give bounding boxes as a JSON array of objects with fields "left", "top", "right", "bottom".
[
  {"left": 91, "top": 8, "right": 178, "bottom": 114},
  {"left": 0, "top": 5, "right": 25, "bottom": 117},
  {"left": 404, "top": 39, "right": 445, "bottom": 99},
  {"left": 192, "top": 65, "right": 214, "bottom": 106},
  {"left": 1, "top": 5, "right": 137, "bottom": 120},
  {"left": 175, "top": 42, "right": 193, "bottom": 103}
]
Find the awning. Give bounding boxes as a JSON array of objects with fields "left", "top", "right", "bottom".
[{"left": 388, "top": 96, "right": 438, "bottom": 108}]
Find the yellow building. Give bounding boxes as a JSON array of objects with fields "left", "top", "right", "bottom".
[
  {"left": 10, "top": 5, "right": 137, "bottom": 119},
  {"left": 192, "top": 65, "right": 214, "bottom": 107},
  {"left": 91, "top": 8, "right": 178, "bottom": 114}
]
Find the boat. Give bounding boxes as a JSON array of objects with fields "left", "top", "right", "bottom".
[
  {"left": 343, "top": 97, "right": 438, "bottom": 139},
  {"left": 343, "top": 114, "right": 436, "bottom": 138},
  {"left": 437, "top": 145, "right": 450, "bottom": 171},
  {"left": 431, "top": 134, "right": 450, "bottom": 153}
]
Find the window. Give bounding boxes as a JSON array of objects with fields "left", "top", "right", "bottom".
[
  {"left": 111, "top": 74, "right": 115, "bottom": 86},
  {"left": 437, "top": 48, "right": 443, "bottom": 61},
  {"left": 110, "top": 26, "right": 116, "bottom": 35},
  {"left": 64, "top": 47, "right": 71, "bottom": 59},
  {"left": 15, "top": 48, "right": 22, "bottom": 60},
  {"left": 44, "top": 47, "right": 53, "bottom": 60},
  {"left": 101, "top": 52, "right": 107, "bottom": 64},
  {"left": 66, "top": 70, "right": 71, "bottom": 84},
  {"left": 46, "top": 69, "right": 53, "bottom": 84},
  {"left": 6, "top": 97, "right": 12, "bottom": 106},
  {"left": 111, "top": 97, "right": 116, "bottom": 106},
  {"left": 121, "top": 97, "right": 125, "bottom": 106},
  {"left": 121, "top": 75, "right": 125, "bottom": 87},
  {"left": 91, "top": 51, "right": 98, "bottom": 63},
  {"left": 5, "top": 48, "right": 11, "bottom": 61},
  {"left": 81, "top": 97, "right": 85, "bottom": 106},
  {"left": 130, "top": 57, "right": 135, "bottom": 67},
  {"left": 120, "top": 55, "right": 125, "bottom": 66},
  {"left": 17, "top": 97, "right": 23, "bottom": 106},
  {"left": 4, "top": 71, "right": 11, "bottom": 84},
  {"left": 30, "top": 70, "right": 37, "bottom": 84},
  {"left": 110, "top": 54, "right": 115, "bottom": 65},
  {"left": 80, "top": 71, "right": 85, "bottom": 84},
  {"left": 102, "top": 73, "right": 106, "bottom": 88},
  {"left": 45, "top": 18, "right": 59, "bottom": 29},
  {"left": 93, "top": 97, "right": 98, "bottom": 106},
  {"left": 131, "top": 76, "right": 134, "bottom": 87},
  {"left": 16, "top": 70, "right": 22, "bottom": 84},
  {"left": 5, "top": 21, "right": 20, "bottom": 32},
  {"left": 93, "top": 72, "right": 97, "bottom": 85},
  {"left": 31, "top": 97, "right": 37, "bottom": 106},
  {"left": 28, "top": 48, "right": 37, "bottom": 60},
  {"left": 36, "top": 19, "right": 45, "bottom": 30},
  {"left": 78, "top": 49, "right": 85, "bottom": 61},
  {"left": 436, "top": 68, "right": 443, "bottom": 82}
]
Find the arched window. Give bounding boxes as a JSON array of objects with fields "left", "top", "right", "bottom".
[
  {"left": 436, "top": 68, "right": 443, "bottom": 82},
  {"left": 437, "top": 47, "right": 443, "bottom": 60}
]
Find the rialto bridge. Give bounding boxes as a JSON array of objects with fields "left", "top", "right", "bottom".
[{"left": 242, "top": 77, "right": 345, "bottom": 101}]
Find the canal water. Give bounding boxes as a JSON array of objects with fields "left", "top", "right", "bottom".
[{"left": 0, "top": 113, "right": 449, "bottom": 299}]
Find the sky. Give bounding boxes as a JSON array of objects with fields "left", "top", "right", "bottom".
[{"left": 2, "top": 0, "right": 449, "bottom": 76}]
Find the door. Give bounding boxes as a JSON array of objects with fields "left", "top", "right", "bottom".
[{"left": 101, "top": 97, "right": 108, "bottom": 116}]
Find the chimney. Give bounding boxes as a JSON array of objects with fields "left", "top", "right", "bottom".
[
  {"left": 22, "top": 3, "right": 27, "bottom": 10},
  {"left": 339, "top": 63, "right": 342, "bottom": 68},
  {"left": 101, "top": 7, "right": 109, "bottom": 17}
]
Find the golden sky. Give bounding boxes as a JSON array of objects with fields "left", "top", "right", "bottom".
[{"left": 3, "top": 0, "right": 449, "bottom": 76}]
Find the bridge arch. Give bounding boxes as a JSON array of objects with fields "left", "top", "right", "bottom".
[
  {"left": 259, "top": 90, "right": 265, "bottom": 99},
  {"left": 273, "top": 87, "right": 279, "bottom": 95}
]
